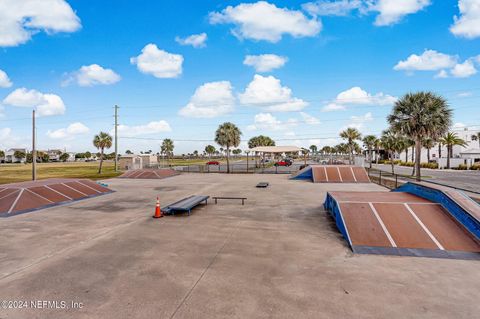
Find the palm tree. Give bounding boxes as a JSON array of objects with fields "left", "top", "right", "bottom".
[
  {"left": 339, "top": 128, "right": 362, "bottom": 164},
  {"left": 309, "top": 145, "right": 317, "bottom": 154},
  {"left": 440, "top": 132, "right": 467, "bottom": 169},
  {"left": 248, "top": 135, "right": 275, "bottom": 168},
  {"left": 381, "top": 130, "right": 403, "bottom": 174},
  {"left": 362, "top": 135, "right": 377, "bottom": 168},
  {"left": 161, "top": 139, "right": 174, "bottom": 164},
  {"left": 373, "top": 138, "right": 381, "bottom": 164},
  {"left": 205, "top": 145, "right": 216, "bottom": 158},
  {"left": 422, "top": 137, "right": 435, "bottom": 162},
  {"left": 388, "top": 92, "right": 452, "bottom": 181},
  {"left": 471, "top": 133, "right": 480, "bottom": 148},
  {"left": 93, "top": 132, "right": 112, "bottom": 174},
  {"left": 301, "top": 148, "right": 309, "bottom": 165},
  {"left": 215, "top": 122, "right": 242, "bottom": 173}
]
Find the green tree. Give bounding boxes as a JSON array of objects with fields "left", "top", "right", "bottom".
[
  {"left": 215, "top": 122, "right": 242, "bottom": 173},
  {"left": 362, "top": 135, "right": 377, "bottom": 168},
  {"left": 161, "top": 139, "right": 174, "bottom": 163},
  {"left": 309, "top": 145, "right": 317, "bottom": 154},
  {"left": 93, "top": 132, "right": 113, "bottom": 174},
  {"left": 440, "top": 132, "right": 467, "bottom": 169},
  {"left": 60, "top": 153, "right": 69, "bottom": 162},
  {"left": 381, "top": 130, "right": 403, "bottom": 174},
  {"left": 0, "top": 150, "right": 4, "bottom": 160},
  {"left": 204, "top": 145, "right": 216, "bottom": 158},
  {"left": 248, "top": 135, "right": 275, "bottom": 168},
  {"left": 422, "top": 138, "right": 436, "bottom": 162},
  {"left": 85, "top": 151, "right": 92, "bottom": 159},
  {"left": 339, "top": 128, "right": 362, "bottom": 164},
  {"left": 388, "top": 92, "right": 451, "bottom": 181},
  {"left": 125, "top": 150, "right": 133, "bottom": 154},
  {"left": 14, "top": 150, "right": 26, "bottom": 162}
]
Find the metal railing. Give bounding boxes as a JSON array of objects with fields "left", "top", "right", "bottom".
[{"left": 167, "top": 163, "right": 305, "bottom": 174}]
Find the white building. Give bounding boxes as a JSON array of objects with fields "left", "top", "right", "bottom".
[
  {"left": 4, "top": 148, "right": 27, "bottom": 163},
  {"left": 397, "top": 127, "right": 480, "bottom": 168}
]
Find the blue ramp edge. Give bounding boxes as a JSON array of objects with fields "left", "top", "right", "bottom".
[
  {"left": 290, "top": 166, "right": 312, "bottom": 180},
  {"left": 324, "top": 193, "right": 352, "bottom": 248},
  {"left": 395, "top": 182, "right": 480, "bottom": 241}
]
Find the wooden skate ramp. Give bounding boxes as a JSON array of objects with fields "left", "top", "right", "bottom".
[
  {"left": 312, "top": 166, "right": 371, "bottom": 183},
  {"left": 0, "top": 179, "right": 113, "bottom": 217},
  {"left": 324, "top": 191, "right": 480, "bottom": 260},
  {"left": 119, "top": 169, "right": 179, "bottom": 179}
]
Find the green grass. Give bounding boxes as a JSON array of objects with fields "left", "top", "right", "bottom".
[{"left": 0, "top": 161, "right": 122, "bottom": 185}]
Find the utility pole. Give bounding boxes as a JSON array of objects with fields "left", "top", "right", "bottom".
[
  {"left": 114, "top": 105, "right": 119, "bottom": 172},
  {"left": 32, "top": 109, "right": 36, "bottom": 181}
]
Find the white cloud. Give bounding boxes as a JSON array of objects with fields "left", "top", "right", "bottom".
[
  {"left": 130, "top": 44, "right": 183, "bottom": 78},
  {"left": 116, "top": 121, "right": 172, "bottom": 137},
  {"left": 63, "top": 64, "right": 121, "bottom": 87},
  {"left": 303, "top": 0, "right": 362, "bottom": 16},
  {"left": 300, "top": 112, "right": 320, "bottom": 125},
  {"left": 239, "top": 74, "right": 308, "bottom": 112},
  {"left": 246, "top": 112, "right": 298, "bottom": 131},
  {"left": 450, "top": 0, "right": 480, "bottom": 39},
  {"left": 0, "top": 0, "right": 81, "bottom": 47},
  {"left": 341, "top": 112, "right": 374, "bottom": 132},
  {"left": 0, "top": 127, "right": 28, "bottom": 149},
  {"left": 452, "top": 122, "right": 467, "bottom": 129},
  {"left": 434, "top": 70, "right": 449, "bottom": 78},
  {"left": 0, "top": 69, "right": 13, "bottom": 88},
  {"left": 209, "top": 1, "right": 321, "bottom": 42},
  {"left": 457, "top": 91, "right": 473, "bottom": 97},
  {"left": 451, "top": 59, "right": 477, "bottom": 78},
  {"left": 179, "top": 81, "right": 235, "bottom": 118},
  {"left": 322, "top": 86, "right": 396, "bottom": 112},
  {"left": 243, "top": 54, "right": 288, "bottom": 72},
  {"left": 175, "top": 33, "right": 207, "bottom": 48},
  {"left": 370, "top": 0, "right": 431, "bottom": 26},
  {"left": 394, "top": 50, "right": 458, "bottom": 72},
  {"left": 47, "top": 122, "right": 89, "bottom": 140},
  {"left": 3, "top": 88, "right": 65, "bottom": 116}
]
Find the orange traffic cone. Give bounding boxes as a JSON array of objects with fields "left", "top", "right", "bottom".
[{"left": 152, "top": 196, "right": 163, "bottom": 218}]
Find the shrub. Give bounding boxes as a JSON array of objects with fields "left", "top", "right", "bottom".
[
  {"left": 456, "top": 164, "right": 468, "bottom": 170},
  {"left": 420, "top": 162, "right": 438, "bottom": 169},
  {"left": 470, "top": 163, "right": 480, "bottom": 170}
]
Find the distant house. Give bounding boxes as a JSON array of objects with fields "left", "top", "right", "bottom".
[
  {"left": 66, "top": 152, "right": 77, "bottom": 162},
  {"left": 118, "top": 153, "right": 157, "bottom": 170},
  {"left": 47, "top": 149, "right": 63, "bottom": 161},
  {"left": 5, "top": 148, "right": 27, "bottom": 163}
]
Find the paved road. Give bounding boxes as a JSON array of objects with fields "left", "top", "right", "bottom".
[{"left": 371, "top": 164, "right": 480, "bottom": 193}]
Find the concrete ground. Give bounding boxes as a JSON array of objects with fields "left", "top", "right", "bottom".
[{"left": 0, "top": 174, "right": 478, "bottom": 319}]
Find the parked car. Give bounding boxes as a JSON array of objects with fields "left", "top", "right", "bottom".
[
  {"left": 274, "top": 159, "right": 292, "bottom": 167},
  {"left": 206, "top": 160, "right": 220, "bottom": 165}
]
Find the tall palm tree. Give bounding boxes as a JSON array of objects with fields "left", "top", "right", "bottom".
[
  {"left": 215, "top": 122, "right": 242, "bottom": 173},
  {"left": 374, "top": 138, "right": 381, "bottom": 164},
  {"left": 309, "top": 145, "right": 318, "bottom": 154},
  {"left": 339, "top": 128, "right": 362, "bottom": 165},
  {"left": 381, "top": 130, "right": 403, "bottom": 174},
  {"left": 388, "top": 92, "right": 452, "bottom": 181},
  {"left": 205, "top": 145, "right": 216, "bottom": 159},
  {"left": 422, "top": 137, "right": 435, "bottom": 162},
  {"left": 301, "top": 148, "right": 309, "bottom": 165},
  {"left": 362, "top": 135, "right": 377, "bottom": 168},
  {"left": 161, "top": 138, "right": 174, "bottom": 164},
  {"left": 440, "top": 132, "right": 467, "bottom": 169},
  {"left": 93, "top": 132, "right": 112, "bottom": 174}
]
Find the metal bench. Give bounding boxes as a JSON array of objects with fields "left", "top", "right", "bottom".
[
  {"left": 161, "top": 195, "right": 209, "bottom": 215},
  {"left": 256, "top": 182, "right": 269, "bottom": 188},
  {"left": 212, "top": 197, "right": 247, "bottom": 205}
]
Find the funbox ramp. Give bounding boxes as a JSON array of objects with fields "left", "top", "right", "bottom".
[
  {"left": 0, "top": 178, "right": 113, "bottom": 217},
  {"left": 324, "top": 184, "right": 480, "bottom": 260},
  {"left": 291, "top": 165, "right": 370, "bottom": 183}
]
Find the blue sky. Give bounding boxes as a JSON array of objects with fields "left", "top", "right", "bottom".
[{"left": 0, "top": 0, "right": 479, "bottom": 154}]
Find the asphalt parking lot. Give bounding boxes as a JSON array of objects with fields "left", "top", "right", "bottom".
[{"left": 0, "top": 174, "right": 478, "bottom": 319}]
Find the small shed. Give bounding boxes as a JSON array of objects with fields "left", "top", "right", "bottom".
[{"left": 119, "top": 154, "right": 143, "bottom": 170}]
